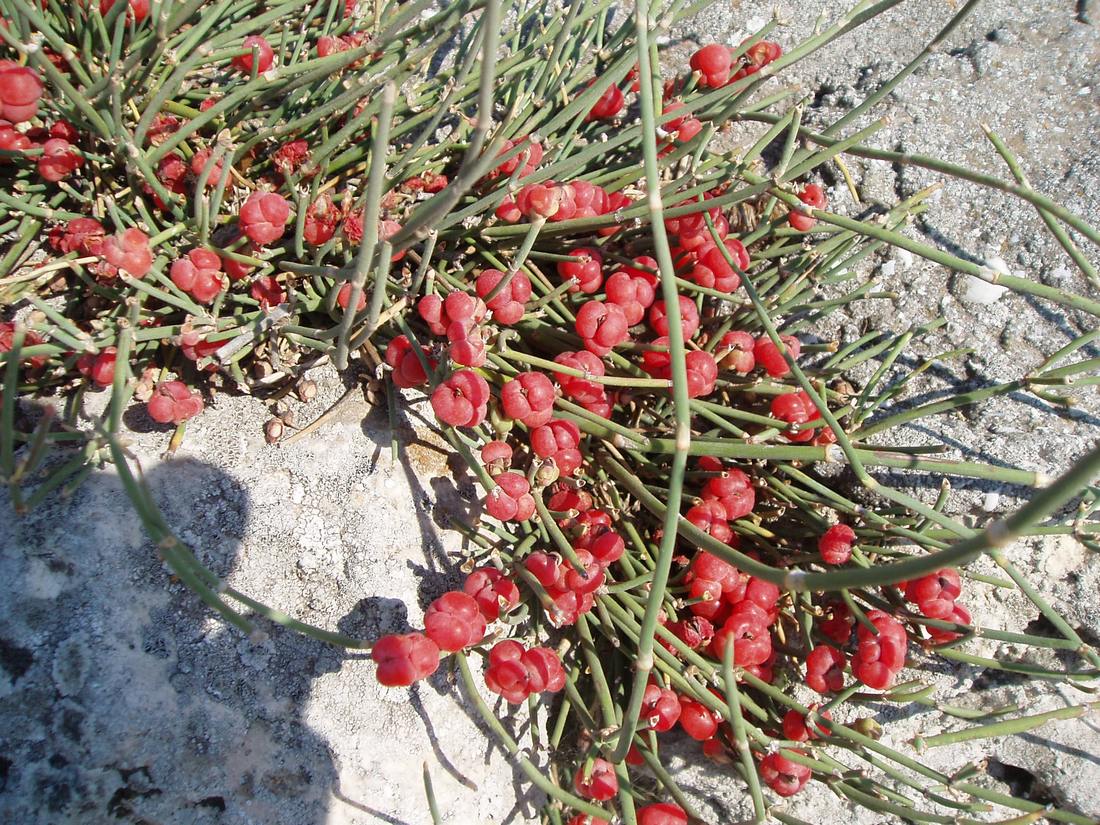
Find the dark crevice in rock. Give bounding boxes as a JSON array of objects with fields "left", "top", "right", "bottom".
[
  {"left": 0, "top": 637, "right": 34, "bottom": 683},
  {"left": 987, "top": 760, "right": 1058, "bottom": 807}
]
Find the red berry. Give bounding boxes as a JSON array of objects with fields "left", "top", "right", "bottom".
[
  {"left": 500, "top": 371, "right": 556, "bottom": 428},
  {"left": 586, "top": 80, "right": 625, "bottom": 121},
  {"left": 37, "top": 138, "right": 84, "bottom": 183},
  {"left": 484, "top": 471, "right": 535, "bottom": 523},
  {"left": 927, "top": 602, "right": 971, "bottom": 644},
  {"left": 904, "top": 569, "right": 962, "bottom": 619},
  {"left": 573, "top": 758, "right": 618, "bottom": 801},
  {"left": 782, "top": 705, "right": 832, "bottom": 742},
  {"left": 239, "top": 191, "right": 290, "bottom": 245},
  {"left": 232, "top": 36, "right": 275, "bottom": 74},
  {"left": 371, "top": 632, "right": 440, "bottom": 687},
  {"left": 819, "top": 524, "right": 856, "bottom": 565},
  {"left": 100, "top": 228, "right": 153, "bottom": 279},
  {"left": 854, "top": 610, "right": 907, "bottom": 690},
  {"left": 760, "top": 751, "right": 811, "bottom": 797},
  {"left": 711, "top": 612, "right": 772, "bottom": 666},
  {"left": 685, "top": 500, "right": 730, "bottom": 544},
  {"left": 480, "top": 439, "right": 513, "bottom": 472},
  {"left": 463, "top": 567, "right": 520, "bottom": 621},
  {"left": 303, "top": 193, "right": 340, "bottom": 246},
  {"left": 641, "top": 683, "right": 681, "bottom": 732},
  {"left": 424, "top": 591, "right": 487, "bottom": 652},
  {"left": 684, "top": 350, "right": 718, "bottom": 398},
  {"left": 678, "top": 697, "right": 720, "bottom": 740},
  {"left": 637, "top": 802, "right": 688, "bottom": 825},
  {"left": 805, "top": 644, "right": 846, "bottom": 693},
  {"left": 770, "top": 390, "right": 826, "bottom": 443},
  {"left": 336, "top": 282, "right": 366, "bottom": 312},
  {"left": 575, "top": 300, "right": 629, "bottom": 356},
  {"left": 475, "top": 269, "right": 531, "bottom": 325},
  {"left": 789, "top": 184, "right": 826, "bottom": 231},
  {"left": 554, "top": 350, "right": 606, "bottom": 404},
  {"left": 0, "top": 62, "right": 43, "bottom": 124},
  {"left": 690, "top": 44, "right": 732, "bottom": 88}
]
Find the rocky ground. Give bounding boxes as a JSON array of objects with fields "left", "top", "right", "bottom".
[{"left": 2, "top": 1, "right": 1099, "bottom": 823}]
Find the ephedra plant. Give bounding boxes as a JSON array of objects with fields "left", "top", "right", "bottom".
[{"left": 1, "top": 0, "right": 1099, "bottom": 821}]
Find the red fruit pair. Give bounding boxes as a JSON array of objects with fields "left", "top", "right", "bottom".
[
  {"left": 99, "top": 228, "right": 153, "bottom": 279},
  {"left": 576, "top": 301, "right": 629, "bottom": 356},
  {"left": 500, "top": 371, "right": 556, "bottom": 428},
  {"left": 760, "top": 751, "right": 811, "bottom": 797},
  {"left": 782, "top": 705, "right": 832, "bottom": 742},
  {"left": 430, "top": 369, "right": 490, "bottom": 428},
  {"left": 788, "top": 183, "right": 827, "bottom": 231},
  {"left": 641, "top": 682, "right": 681, "bottom": 732},
  {"left": 854, "top": 609, "right": 907, "bottom": 689},
  {"left": 685, "top": 499, "right": 731, "bottom": 544},
  {"left": 417, "top": 291, "right": 487, "bottom": 338},
  {"left": 424, "top": 591, "right": 487, "bottom": 652},
  {"left": 171, "top": 249, "right": 226, "bottom": 304},
  {"left": 690, "top": 44, "right": 732, "bottom": 88},
  {"left": 483, "top": 639, "right": 565, "bottom": 703},
  {"left": 805, "top": 644, "right": 846, "bottom": 693},
  {"left": 232, "top": 36, "right": 275, "bottom": 74},
  {"left": 690, "top": 238, "right": 749, "bottom": 293},
  {"left": 372, "top": 633, "right": 440, "bottom": 687},
  {"left": 903, "top": 568, "right": 962, "bottom": 619},
  {"left": 585, "top": 79, "right": 625, "bottom": 121},
  {"left": 649, "top": 296, "right": 700, "bottom": 341},
  {"left": 488, "top": 137, "right": 543, "bottom": 180},
  {"left": 475, "top": 269, "right": 532, "bottom": 325},
  {"left": 554, "top": 350, "right": 607, "bottom": 405},
  {"left": 818, "top": 523, "right": 856, "bottom": 565},
  {"left": 0, "top": 62, "right": 43, "bottom": 124},
  {"left": 605, "top": 258, "right": 657, "bottom": 324},
  {"left": 702, "top": 469, "right": 756, "bottom": 521},
  {"left": 147, "top": 380, "right": 204, "bottom": 425},
  {"left": 484, "top": 472, "right": 535, "bottom": 523},
  {"left": 530, "top": 418, "right": 583, "bottom": 477},
  {"left": 573, "top": 758, "right": 618, "bottom": 801},
  {"left": 239, "top": 191, "right": 290, "bottom": 245},
  {"left": 710, "top": 610, "right": 772, "bottom": 666},
  {"left": 38, "top": 139, "right": 83, "bottom": 183},
  {"left": 770, "top": 390, "right": 830, "bottom": 443},
  {"left": 754, "top": 334, "right": 800, "bottom": 377},
  {"left": 569, "top": 511, "right": 625, "bottom": 567},
  {"left": 463, "top": 567, "right": 520, "bottom": 621},
  {"left": 557, "top": 248, "right": 604, "bottom": 294},
  {"left": 384, "top": 335, "right": 432, "bottom": 388}
]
